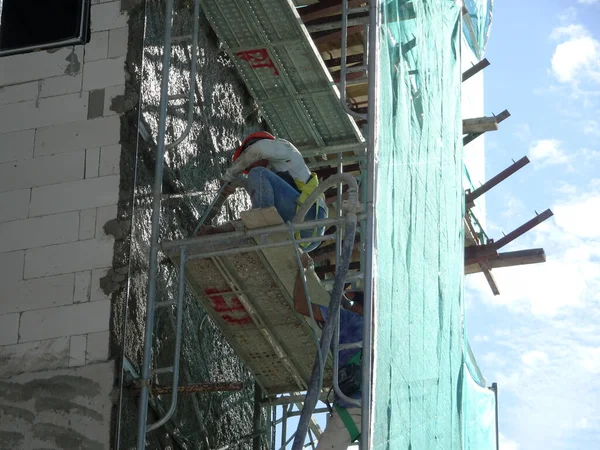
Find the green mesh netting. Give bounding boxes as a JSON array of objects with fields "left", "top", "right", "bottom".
[
  {"left": 464, "top": 0, "right": 494, "bottom": 56},
  {"left": 372, "top": 0, "right": 465, "bottom": 448},
  {"left": 464, "top": 348, "right": 497, "bottom": 450}
]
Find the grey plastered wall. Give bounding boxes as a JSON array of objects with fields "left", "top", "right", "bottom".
[
  {"left": 0, "top": 361, "right": 114, "bottom": 450},
  {"left": 0, "top": 1, "right": 133, "bottom": 448}
]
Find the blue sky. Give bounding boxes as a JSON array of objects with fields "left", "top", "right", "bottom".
[{"left": 465, "top": 1, "right": 600, "bottom": 450}]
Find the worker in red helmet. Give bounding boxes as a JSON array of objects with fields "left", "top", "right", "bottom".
[{"left": 199, "top": 131, "right": 328, "bottom": 252}]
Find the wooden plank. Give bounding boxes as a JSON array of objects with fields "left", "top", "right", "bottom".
[
  {"left": 463, "top": 116, "right": 499, "bottom": 134},
  {"left": 465, "top": 248, "right": 546, "bottom": 275},
  {"left": 464, "top": 110, "right": 510, "bottom": 145},
  {"left": 462, "top": 58, "right": 490, "bottom": 82},
  {"left": 241, "top": 207, "right": 331, "bottom": 307},
  {"left": 480, "top": 261, "right": 500, "bottom": 296}
]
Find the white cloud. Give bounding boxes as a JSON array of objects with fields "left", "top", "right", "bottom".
[
  {"left": 553, "top": 194, "right": 600, "bottom": 239},
  {"left": 578, "top": 346, "right": 600, "bottom": 374},
  {"left": 467, "top": 181, "right": 600, "bottom": 449},
  {"left": 529, "top": 139, "right": 570, "bottom": 166},
  {"left": 549, "top": 24, "right": 600, "bottom": 86},
  {"left": 582, "top": 119, "right": 600, "bottom": 135},
  {"left": 499, "top": 433, "right": 520, "bottom": 450},
  {"left": 555, "top": 181, "right": 577, "bottom": 195},
  {"left": 577, "top": 0, "right": 599, "bottom": 4},
  {"left": 521, "top": 350, "right": 549, "bottom": 367}
]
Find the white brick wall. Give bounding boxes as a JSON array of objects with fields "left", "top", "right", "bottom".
[{"left": 0, "top": 1, "right": 129, "bottom": 380}]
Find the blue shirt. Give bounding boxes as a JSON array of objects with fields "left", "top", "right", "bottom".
[{"left": 320, "top": 306, "right": 363, "bottom": 408}]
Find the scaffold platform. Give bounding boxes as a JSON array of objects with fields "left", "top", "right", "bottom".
[
  {"left": 163, "top": 207, "right": 334, "bottom": 395},
  {"left": 198, "top": 0, "right": 364, "bottom": 151}
]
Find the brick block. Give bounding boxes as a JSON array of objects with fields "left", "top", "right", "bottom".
[
  {"left": 0, "top": 81, "right": 38, "bottom": 106},
  {"left": 88, "top": 89, "right": 106, "bottom": 119},
  {"left": 40, "top": 74, "right": 83, "bottom": 98},
  {"left": 91, "top": 267, "right": 111, "bottom": 302},
  {"left": 0, "top": 150, "right": 85, "bottom": 193},
  {"left": 95, "top": 204, "right": 118, "bottom": 239},
  {"left": 69, "top": 335, "right": 88, "bottom": 367},
  {"left": 0, "top": 211, "right": 80, "bottom": 253},
  {"left": 85, "top": 148, "right": 100, "bottom": 178},
  {"left": 79, "top": 208, "right": 98, "bottom": 240},
  {"left": 1, "top": 273, "right": 75, "bottom": 315},
  {"left": 0, "top": 93, "right": 88, "bottom": 135},
  {"left": 0, "top": 47, "right": 83, "bottom": 86},
  {"left": 109, "top": 27, "right": 129, "bottom": 59},
  {"left": 86, "top": 331, "right": 110, "bottom": 363},
  {"left": 0, "top": 188, "right": 30, "bottom": 223},
  {"left": 74, "top": 271, "right": 92, "bottom": 303},
  {"left": 0, "top": 250, "right": 25, "bottom": 283},
  {"left": 19, "top": 300, "right": 110, "bottom": 342},
  {"left": 83, "top": 57, "right": 127, "bottom": 91},
  {"left": 104, "top": 84, "right": 125, "bottom": 116},
  {"left": 0, "top": 337, "right": 70, "bottom": 378},
  {"left": 0, "top": 313, "right": 20, "bottom": 345},
  {"left": 24, "top": 239, "right": 114, "bottom": 279},
  {"left": 91, "top": 1, "right": 129, "bottom": 31},
  {"left": 0, "top": 129, "right": 35, "bottom": 163},
  {"left": 85, "top": 31, "right": 109, "bottom": 62},
  {"left": 29, "top": 174, "right": 119, "bottom": 217},
  {"left": 99, "top": 144, "right": 121, "bottom": 176},
  {"left": 34, "top": 115, "right": 120, "bottom": 157}
]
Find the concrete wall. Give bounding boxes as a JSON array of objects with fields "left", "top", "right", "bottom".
[{"left": 0, "top": 1, "right": 130, "bottom": 448}]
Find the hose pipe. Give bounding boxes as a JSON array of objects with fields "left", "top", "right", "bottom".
[{"left": 291, "top": 173, "right": 361, "bottom": 450}]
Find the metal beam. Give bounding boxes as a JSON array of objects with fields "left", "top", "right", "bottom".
[
  {"left": 465, "top": 248, "right": 546, "bottom": 275},
  {"left": 462, "top": 58, "right": 490, "bottom": 82},
  {"left": 493, "top": 209, "right": 554, "bottom": 250},
  {"left": 466, "top": 156, "right": 530, "bottom": 205}
]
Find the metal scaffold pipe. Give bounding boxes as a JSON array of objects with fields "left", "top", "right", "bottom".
[
  {"left": 136, "top": 0, "right": 175, "bottom": 447},
  {"left": 361, "top": 0, "right": 380, "bottom": 447}
]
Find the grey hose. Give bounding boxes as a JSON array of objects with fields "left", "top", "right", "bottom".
[{"left": 291, "top": 174, "right": 361, "bottom": 450}]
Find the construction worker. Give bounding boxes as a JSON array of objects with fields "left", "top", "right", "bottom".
[
  {"left": 199, "top": 132, "right": 328, "bottom": 252},
  {"left": 294, "top": 253, "right": 363, "bottom": 450}
]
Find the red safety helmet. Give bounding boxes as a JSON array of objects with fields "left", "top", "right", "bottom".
[{"left": 232, "top": 131, "right": 275, "bottom": 162}]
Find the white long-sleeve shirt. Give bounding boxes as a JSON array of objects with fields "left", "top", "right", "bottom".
[{"left": 223, "top": 138, "right": 311, "bottom": 184}]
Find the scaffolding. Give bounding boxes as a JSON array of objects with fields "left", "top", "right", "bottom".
[
  {"left": 124, "top": 1, "right": 552, "bottom": 449},
  {"left": 133, "top": 0, "right": 378, "bottom": 449}
]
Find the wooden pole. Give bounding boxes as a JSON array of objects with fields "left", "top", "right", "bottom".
[
  {"left": 462, "top": 58, "right": 490, "bottom": 82},
  {"left": 465, "top": 156, "right": 530, "bottom": 206},
  {"left": 465, "top": 248, "right": 546, "bottom": 274},
  {"left": 493, "top": 209, "right": 554, "bottom": 250}
]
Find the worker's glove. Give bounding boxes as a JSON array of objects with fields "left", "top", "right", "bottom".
[
  {"left": 222, "top": 168, "right": 236, "bottom": 182},
  {"left": 300, "top": 253, "right": 314, "bottom": 270},
  {"left": 219, "top": 179, "right": 237, "bottom": 197}
]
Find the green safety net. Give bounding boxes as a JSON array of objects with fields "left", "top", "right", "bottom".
[
  {"left": 464, "top": 346, "right": 498, "bottom": 450},
  {"left": 372, "top": 0, "right": 487, "bottom": 448},
  {"left": 464, "top": 0, "right": 494, "bottom": 56}
]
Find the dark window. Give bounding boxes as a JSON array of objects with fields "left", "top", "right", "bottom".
[{"left": 0, "top": 0, "right": 91, "bottom": 57}]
